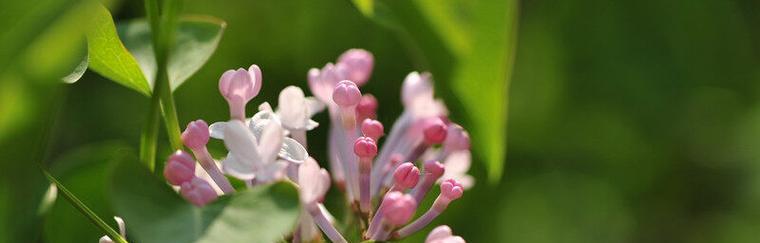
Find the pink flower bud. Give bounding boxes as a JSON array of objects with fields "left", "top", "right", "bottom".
[
  {"left": 332, "top": 80, "right": 362, "bottom": 107},
  {"left": 361, "top": 119, "right": 384, "bottom": 140},
  {"left": 393, "top": 162, "right": 420, "bottom": 189},
  {"left": 423, "top": 118, "right": 448, "bottom": 145},
  {"left": 164, "top": 151, "right": 196, "bottom": 186},
  {"left": 424, "top": 160, "right": 445, "bottom": 178},
  {"left": 337, "top": 49, "right": 374, "bottom": 86},
  {"left": 353, "top": 136, "right": 378, "bottom": 158},
  {"left": 180, "top": 177, "right": 218, "bottom": 207},
  {"left": 356, "top": 94, "right": 378, "bottom": 120},
  {"left": 443, "top": 124, "right": 470, "bottom": 151},
  {"left": 181, "top": 120, "right": 210, "bottom": 150},
  {"left": 219, "top": 65, "right": 262, "bottom": 104},
  {"left": 439, "top": 179, "right": 463, "bottom": 201},
  {"left": 383, "top": 192, "right": 417, "bottom": 226}
]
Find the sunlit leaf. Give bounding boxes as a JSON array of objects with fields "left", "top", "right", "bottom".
[
  {"left": 117, "top": 15, "right": 226, "bottom": 91},
  {"left": 87, "top": 4, "right": 152, "bottom": 96},
  {"left": 111, "top": 158, "right": 299, "bottom": 243}
]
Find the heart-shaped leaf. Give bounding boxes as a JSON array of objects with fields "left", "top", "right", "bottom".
[
  {"left": 86, "top": 4, "right": 152, "bottom": 96},
  {"left": 117, "top": 16, "right": 226, "bottom": 92},
  {"left": 111, "top": 159, "right": 299, "bottom": 243}
]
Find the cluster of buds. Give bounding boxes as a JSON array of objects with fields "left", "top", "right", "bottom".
[{"left": 160, "top": 49, "right": 474, "bottom": 242}]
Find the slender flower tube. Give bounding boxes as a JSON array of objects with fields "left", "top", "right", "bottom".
[
  {"left": 354, "top": 136, "right": 377, "bottom": 214},
  {"left": 332, "top": 80, "right": 363, "bottom": 202},
  {"left": 425, "top": 225, "right": 466, "bottom": 243},
  {"left": 218, "top": 65, "right": 262, "bottom": 120},
  {"left": 337, "top": 48, "right": 374, "bottom": 86},
  {"left": 395, "top": 179, "right": 464, "bottom": 238},
  {"left": 298, "top": 157, "right": 347, "bottom": 243},
  {"left": 367, "top": 162, "right": 419, "bottom": 236},
  {"left": 181, "top": 120, "right": 235, "bottom": 194},
  {"left": 180, "top": 177, "right": 219, "bottom": 207},
  {"left": 332, "top": 80, "right": 362, "bottom": 129},
  {"left": 411, "top": 160, "right": 445, "bottom": 203},
  {"left": 369, "top": 192, "right": 417, "bottom": 241}
]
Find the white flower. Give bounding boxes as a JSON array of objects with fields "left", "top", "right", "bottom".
[
  {"left": 277, "top": 86, "right": 324, "bottom": 131},
  {"left": 221, "top": 119, "right": 304, "bottom": 182},
  {"left": 298, "top": 157, "right": 331, "bottom": 204},
  {"left": 439, "top": 151, "right": 474, "bottom": 189},
  {"left": 209, "top": 106, "right": 308, "bottom": 165}
]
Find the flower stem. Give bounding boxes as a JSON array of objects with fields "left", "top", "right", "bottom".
[
  {"left": 139, "top": 90, "right": 161, "bottom": 171},
  {"left": 139, "top": 0, "right": 183, "bottom": 171}
]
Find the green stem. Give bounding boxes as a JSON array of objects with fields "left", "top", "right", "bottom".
[
  {"left": 139, "top": 92, "right": 160, "bottom": 171},
  {"left": 140, "top": 0, "right": 183, "bottom": 171},
  {"left": 43, "top": 170, "right": 128, "bottom": 243}
]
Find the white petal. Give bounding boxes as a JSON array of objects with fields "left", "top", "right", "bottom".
[
  {"left": 457, "top": 175, "right": 475, "bottom": 189},
  {"left": 426, "top": 225, "right": 454, "bottom": 242},
  {"left": 280, "top": 137, "right": 308, "bottom": 163},
  {"left": 278, "top": 86, "right": 308, "bottom": 129},
  {"left": 298, "top": 158, "right": 327, "bottom": 203},
  {"left": 114, "top": 217, "right": 125, "bottom": 236},
  {"left": 258, "top": 121, "right": 284, "bottom": 164},
  {"left": 258, "top": 102, "right": 273, "bottom": 112},
  {"left": 444, "top": 151, "right": 471, "bottom": 174},
  {"left": 305, "top": 119, "right": 319, "bottom": 130},
  {"left": 305, "top": 97, "right": 326, "bottom": 116},
  {"left": 222, "top": 153, "right": 255, "bottom": 180},
  {"left": 208, "top": 121, "right": 228, "bottom": 139},
  {"left": 99, "top": 236, "right": 113, "bottom": 243},
  {"left": 249, "top": 109, "right": 281, "bottom": 138},
  {"left": 222, "top": 121, "right": 260, "bottom": 179},
  {"left": 254, "top": 160, "right": 287, "bottom": 183}
]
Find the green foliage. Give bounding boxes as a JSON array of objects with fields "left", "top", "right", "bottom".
[
  {"left": 111, "top": 159, "right": 300, "bottom": 243},
  {"left": 118, "top": 16, "right": 226, "bottom": 92},
  {"left": 0, "top": 0, "right": 86, "bottom": 77},
  {"left": 43, "top": 143, "right": 134, "bottom": 243},
  {"left": 43, "top": 168, "right": 127, "bottom": 243},
  {"left": 87, "top": 4, "right": 152, "bottom": 96},
  {"left": 86, "top": 5, "right": 226, "bottom": 96},
  {"left": 352, "top": 0, "right": 518, "bottom": 181}
]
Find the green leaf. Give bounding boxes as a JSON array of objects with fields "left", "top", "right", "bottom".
[
  {"left": 450, "top": 0, "right": 518, "bottom": 182},
  {"left": 43, "top": 143, "right": 133, "bottom": 243},
  {"left": 111, "top": 159, "right": 300, "bottom": 243},
  {"left": 117, "top": 16, "right": 226, "bottom": 91},
  {"left": 352, "top": 0, "right": 518, "bottom": 182},
  {"left": 42, "top": 170, "right": 127, "bottom": 243},
  {"left": 87, "top": 4, "right": 152, "bottom": 96}
]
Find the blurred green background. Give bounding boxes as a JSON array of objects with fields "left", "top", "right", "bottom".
[{"left": 2, "top": 0, "right": 760, "bottom": 242}]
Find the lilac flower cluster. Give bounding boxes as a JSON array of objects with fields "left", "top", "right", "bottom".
[{"left": 160, "top": 49, "right": 473, "bottom": 242}]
